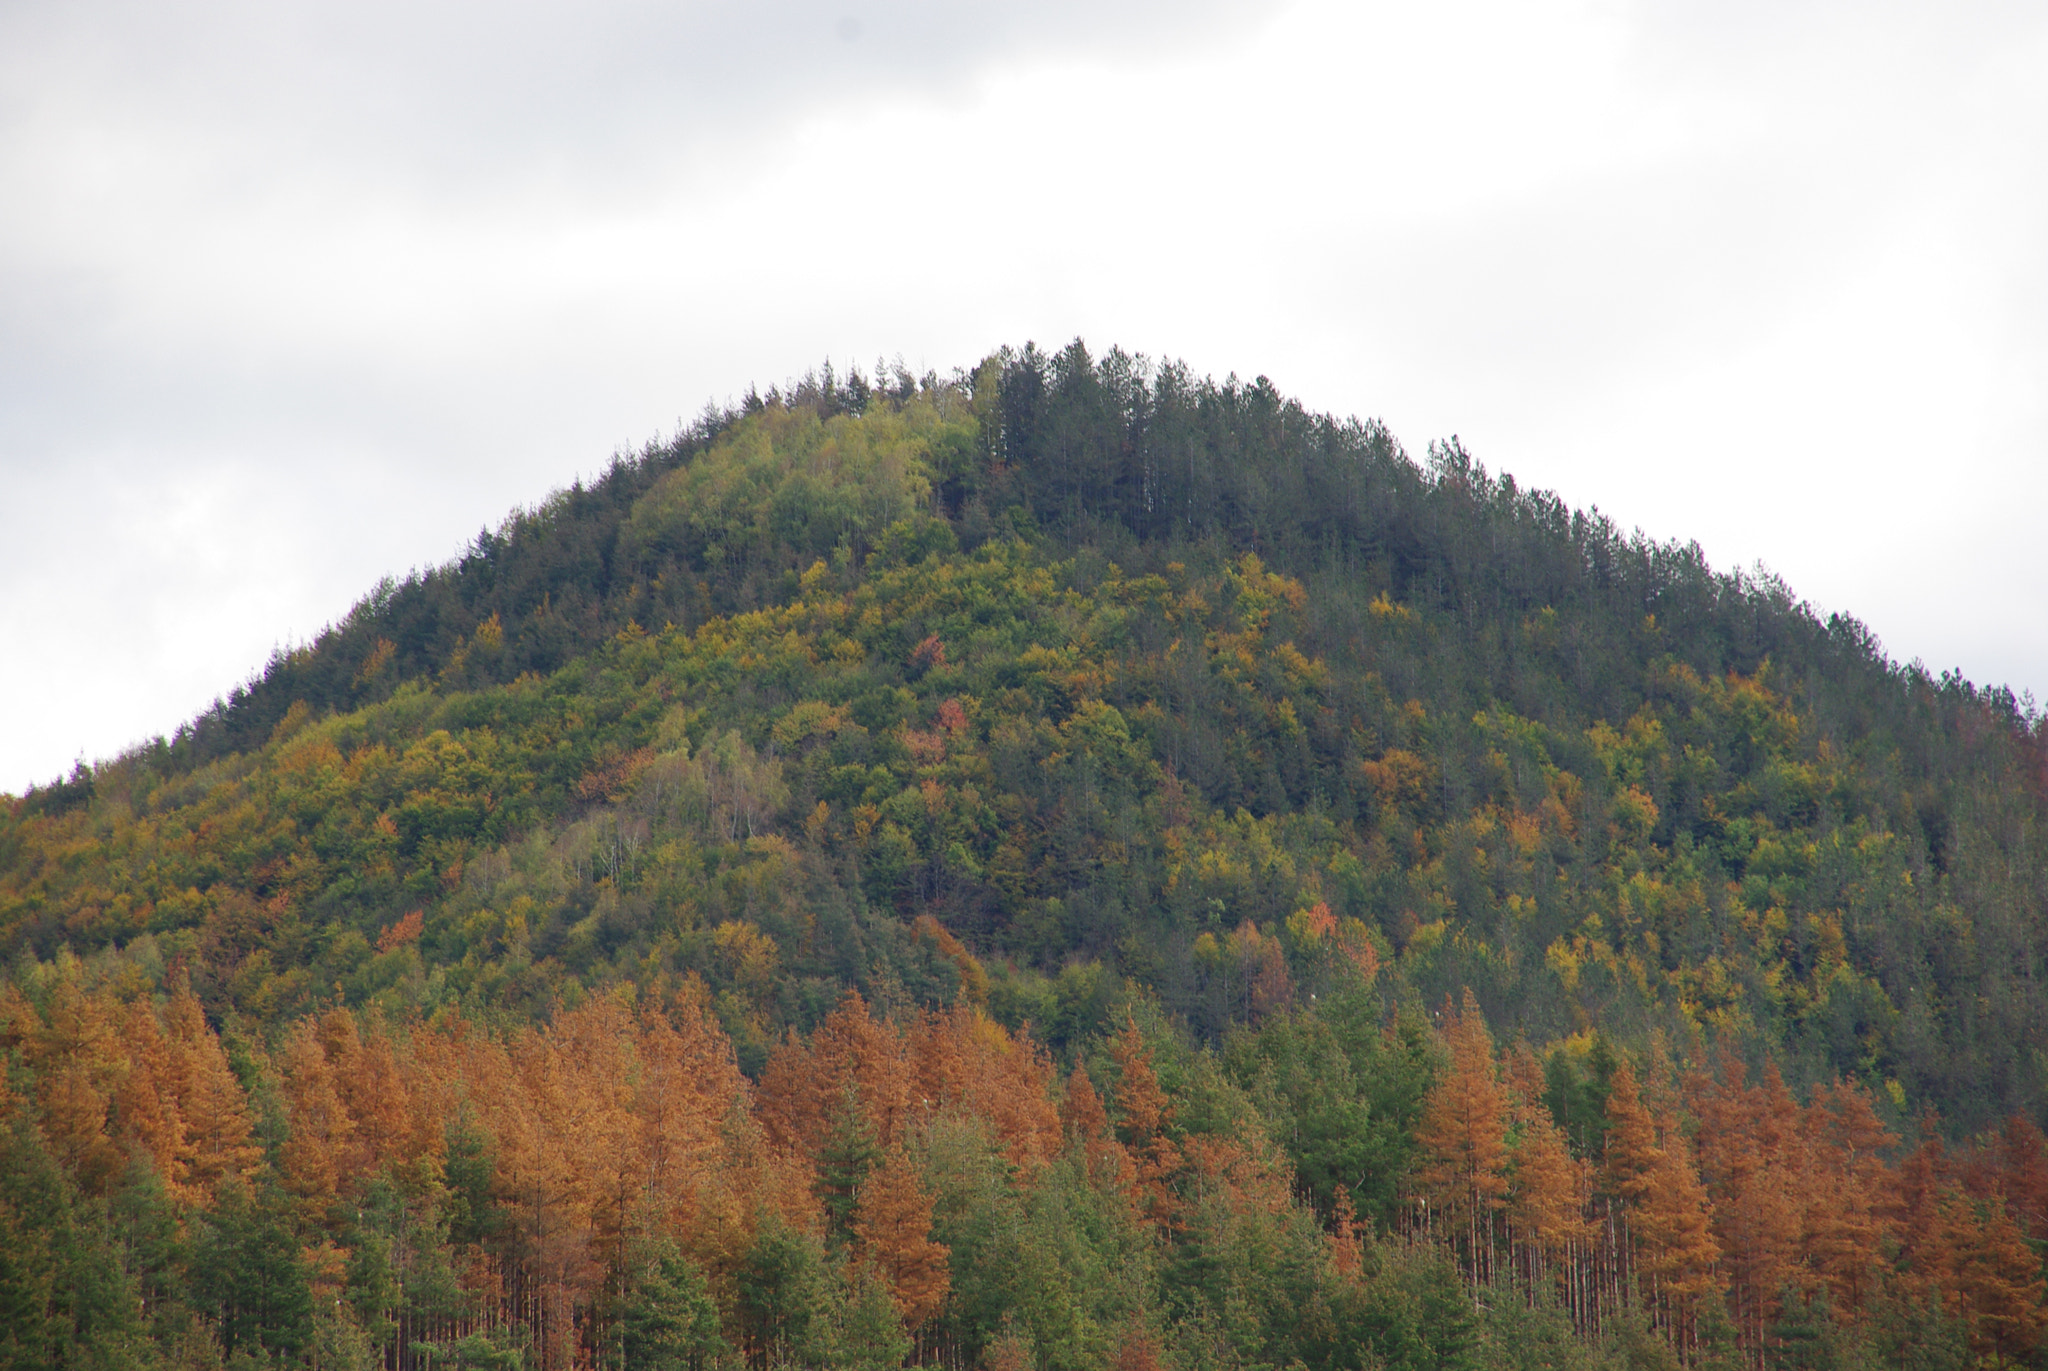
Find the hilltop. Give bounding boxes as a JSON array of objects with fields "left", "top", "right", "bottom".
[{"left": 3, "top": 343, "right": 2045, "bottom": 1370}]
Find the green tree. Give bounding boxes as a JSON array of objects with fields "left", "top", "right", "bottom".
[
  {"left": 0, "top": 1114, "right": 155, "bottom": 1370},
  {"left": 737, "top": 1214, "right": 826, "bottom": 1368},
  {"left": 818, "top": 1085, "right": 882, "bottom": 1246},
  {"left": 188, "top": 1175, "right": 313, "bottom": 1362},
  {"left": 622, "top": 1241, "right": 727, "bottom": 1371}
]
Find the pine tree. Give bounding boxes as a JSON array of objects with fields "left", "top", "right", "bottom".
[
  {"left": 188, "top": 1174, "right": 314, "bottom": 1362},
  {"left": 818, "top": 1084, "right": 884, "bottom": 1247},
  {"left": 736, "top": 1216, "right": 826, "bottom": 1368},
  {"left": 0, "top": 1113, "right": 153, "bottom": 1371},
  {"left": 834, "top": 1263, "right": 914, "bottom": 1371},
  {"left": 622, "top": 1240, "right": 728, "bottom": 1371}
]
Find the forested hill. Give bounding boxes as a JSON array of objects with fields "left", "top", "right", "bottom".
[{"left": 5, "top": 343, "right": 2048, "bottom": 1371}]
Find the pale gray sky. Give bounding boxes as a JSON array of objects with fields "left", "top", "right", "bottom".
[{"left": 4, "top": 0, "right": 2045, "bottom": 793}]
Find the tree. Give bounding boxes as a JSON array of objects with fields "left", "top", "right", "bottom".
[
  {"left": 1063, "top": 1063, "right": 1137, "bottom": 1195},
  {"left": 1415, "top": 991, "right": 1508, "bottom": 1290},
  {"left": 1957, "top": 1202, "right": 2046, "bottom": 1367},
  {"left": 162, "top": 990, "right": 260, "bottom": 1204},
  {"left": 187, "top": 1175, "right": 314, "bottom": 1362},
  {"left": 1995, "top": 1115, "right": 2048, "bottom": 1241},
  {"left": 1685, "top": 1047, "right": 1799, "bottom": 1349},
  {"left": 277, "top": 1017, "right": 353, "bottom": 1219},
  {"left": 0, "top": 1113, "right": 153, "bottom": 1371},
  {"left": 1800, "top": 1079, "right": 1895, "bottom": 1320},
  {"left": 623, "top": 1241, "right": 728, "bottom": 1371},
  {"left": 1109, "top": 1020, "right": 1182, "bottom": 1230},
  {"left": 819, "top": 1085, "right": 883, "bottom": 1246},
  {"left": 854, "top": 1145, "right": 951, "bottom": 1329},
  {"left": 736, "top": 1214, "right": 825, "bottom": 1368},
  {"left": 1504, "top": 1045, "right": 1587, "bottom": 1310},
  {"left": 832, "top": 1264, "right": 914, "bottom": 1371},
  {"left": 1601, "top": 1061, "right": 1721, "bottom": 1344}
]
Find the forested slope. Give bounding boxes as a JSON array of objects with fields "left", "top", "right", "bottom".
[{"left": 4, "top": 344, "right": 2046, "bottom": 1370}]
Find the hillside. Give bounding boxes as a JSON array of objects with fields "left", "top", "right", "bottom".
[{"left": 4, "top": 343, "right": 2046, "bottom": 1370}]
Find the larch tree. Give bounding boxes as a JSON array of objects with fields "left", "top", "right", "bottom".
[
  {"left": 1686, "top": 1047, "right": 1800, "bottom": 1352},
  {"left": 1109, "top": 1018, "right": 1183, "bottom": 1231},
  {"left": 1063, "top": 1062, "right": 1138, "bottom": 1195},
  {"left": 758, "top": 991, "right": 913, "bottom": 1159},
  {"left": 1799, "top": 1079, "right": 1896, "bottom": 1321},
  {"left": 113, "top": 998, "right": 187, "bottom": 1197},
  {"left": 162, "top": 989, "right": 259, "bottom": 1204},
  {"left": 1995, "top": 1115, "right": 2048, "bottom": 1241},
  {"left": 1959, "top": 1200, "right": 2048, "bottom": 1368},
  {"left": 852, "top": 1144, "right": 951, "bottom": 1330},
  {"left": 1415, "top": 990, "right": 1509, "bottom": 1291},
  {"left": 277, "top": 1017, "right": 354, "bottom": 1220},
  {"left": 1602, "top": 1059, "right": 1723, "bottom": 1337},
  {"left": 1505, "top": 1044, "right": 1589, "bottom": 1312}
]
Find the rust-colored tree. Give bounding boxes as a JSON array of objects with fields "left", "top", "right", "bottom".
[
  {"left": 1958, "top": 1200, "right": 2048, "bottom": 1368},
  {"left": 758, "top": 990, "right": 912, "bottom": 1159},
  {"left": 162, "top": 988, "right": 259, "bottom": 1203},
  {"left": 1602, "top": 1060, "right": 1721, "bottom": 1347},
  {"left": 1415, "top": 990, "right": 1509, "bottom": 1291},
  {"left": 1063, "top": 1063, "right": 1138, "bottom": 1195},
  {"left": 1799, "top": 1078, "right": 1896, "bottom": 1320},
  {"left": 1995, "top": 1115, "right": 2048, "bottom": 1241},
  {"left": 1328, "top": 1183, "right": 1365, "bottom": 1283},
  {"left": 1109, "top": 1019, "right": 1182, "bottom": 1230},
  {"left": 853, "top": 1144, "right": 951, "bottom": 1329},
  {"left": 1685, "top": 1047, "right": 1799, "bottom": 1351},
  {"left": 909, "top": 1004, "right": 1062, "bottom": 1173},
  {"left": 276, "top": 1017, "right": 354, "bottom": 1220},
  {"left": 1506, "top": 1044, "right": 1589, "bottom": 1316}
]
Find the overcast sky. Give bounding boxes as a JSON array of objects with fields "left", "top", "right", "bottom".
[{"left": 4, "top": 0, "right": 2044, "bottom": 794}]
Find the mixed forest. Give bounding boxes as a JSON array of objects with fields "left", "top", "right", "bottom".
[{"left": 4, "top": 344, "right": 2048, "bottom": 1371}]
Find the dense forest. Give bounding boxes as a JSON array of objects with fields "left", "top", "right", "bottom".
[{"left": 4, "top": 343, "right": 2047, "bottom": 1370}]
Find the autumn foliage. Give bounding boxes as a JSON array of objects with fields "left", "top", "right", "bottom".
[{"left": 9, "top": 957, "right": 2048, "bottom": 1370}]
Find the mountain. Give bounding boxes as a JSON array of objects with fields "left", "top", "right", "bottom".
[{"left": 3, "top": 342, "right": 2045, "bottom": 1370}]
